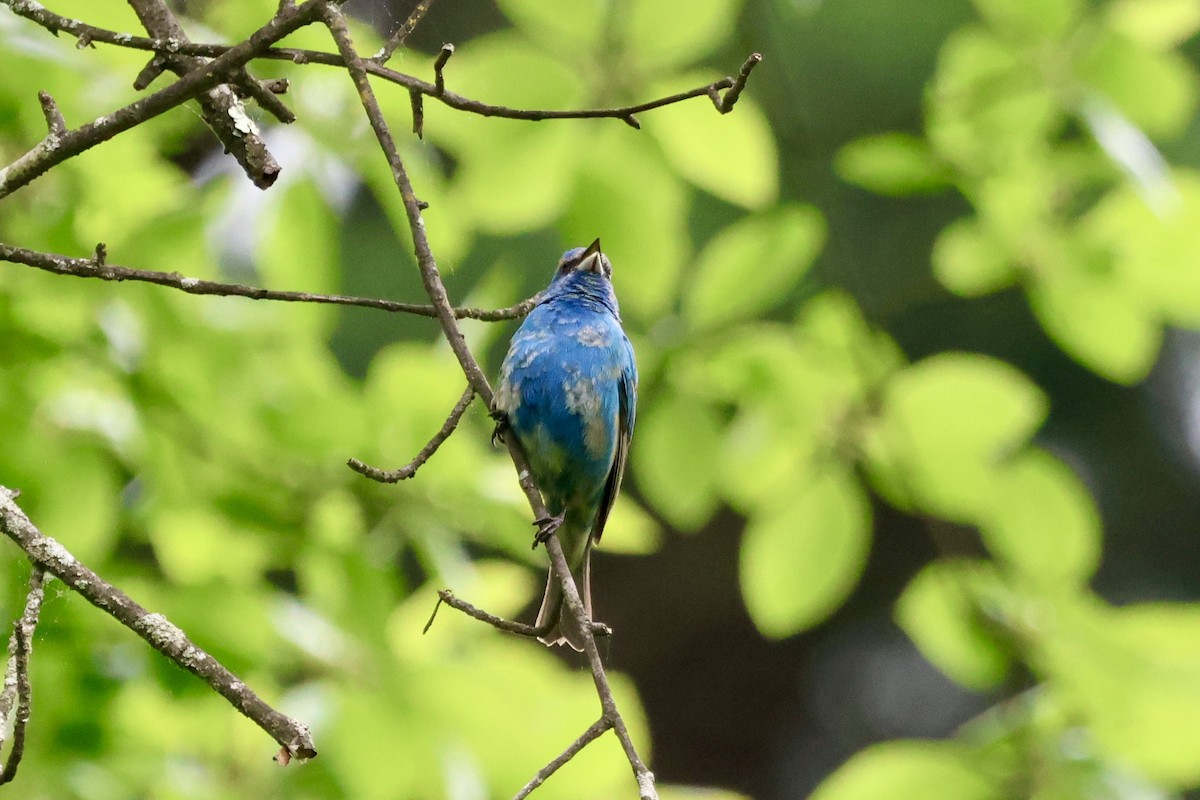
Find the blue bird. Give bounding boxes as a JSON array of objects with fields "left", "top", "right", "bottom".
[{"left": 494, "top": 239, "right": 637, "bottom": 651}]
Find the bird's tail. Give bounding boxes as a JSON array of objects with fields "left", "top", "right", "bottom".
[{"left": 535, "top": 539, "right": 593, "bottom": 652}]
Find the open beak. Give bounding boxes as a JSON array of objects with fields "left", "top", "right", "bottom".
[{"left": 579, "top": 238, "right": 603, "bottom": 273}]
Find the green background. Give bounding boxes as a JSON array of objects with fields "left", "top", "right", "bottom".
[{"left": 4, "top": 0, "right": 1200, "bottom": 797}]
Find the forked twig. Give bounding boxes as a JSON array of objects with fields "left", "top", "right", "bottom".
[
  {"left": 0, "top": 488, "right": 317, "bottom": 762},
  {"left": 0, "top": 567, "right": 44, "bottom": 786},
  {"left": 349, "top": 386, "right": 476, "bottom": 482}
]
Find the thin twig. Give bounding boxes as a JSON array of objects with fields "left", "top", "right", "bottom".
[
  {"left": 433, "top": 44, "right": 454, "bottom": 95},
  {"left": 0, "top": 487, "right": 318, "bottom": 762},
  {"left": 426, "top": 588, "right": 613, "bottom": 642},
  {"left": 125, "top": 0, "right": 284, "bottom": 188},
  {"left": 36, "top": 91, "right": 66, "bottom": 137},
  {"left": 2, "top": 2, "right": 758, "bottom": 129},
  {"left": 0, "top": 241, "right": 540, "bottom": 321},
  {"left": 0, "top": 567, "right": 44, "bottom": 786},
  {"left": 322, "top": 7, "right": 656, "bottom": 796},
  {"left": 372, "top": 0, "right": 441, "bottom": 63},
  {"left": 713, "top": 52, "right": 763, "bottom": 113},
  {"left": 349, "top": 386, "right": 476, "bottom": 482},
  {"left": 425, "top": 590, "right": 545, "bottom": 638},
  {"left": 513, "top": 718, "right": 613, "bottom": 800},
  {"left": 0, "top": 0, "right": 340, "bottom": 200}
]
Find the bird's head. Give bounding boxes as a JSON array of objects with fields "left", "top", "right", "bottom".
[{"left": 550, "top": 239, "right": 612, "bottom": 286}]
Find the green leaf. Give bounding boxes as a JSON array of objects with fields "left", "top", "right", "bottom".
[
  {"left": 835, "top": 133, "right": 951, "bottom": 196},
  {"left": 149, "top": 507, "right": 270, "bottom": 585},
  {"left": 425, "top": 34, "right": 587, "bottom": 233},
  {"left": 863, "top": 353, "right": 1048, "bottom": 521},
  {"left": 1027, "top": 240, "right": 1162, "bottom": 384},
  {"left": 1108, "top": 0, "right": 1200, "bottom": 49},
  {"left": 1076, "top": 31, "right": 1199, "bottom": 138},
  {"left": 931, "top": 218, "right": 1017, "bottom": 297},
  {"left": 632, "top": 389, "right": 723, "bottom": 530},
  {"left": 1040, "top": 599, "right": 1200, "bottom": 786},
  {"left": 896, "top": 560, "right": 1011, "bottom": 690},
  {"left": 684, "top": 204, "right": 825, "bottom": 328},
  {"left": 562, "top": 126, "right": 690, "bottom": 322},
  {"left": 740, "top": 468, "right": 871, "bottom": 639},
  {"left": 972, "top": 0, "right": 1081, "bottom": 39},
  {"left": 978, "top": 449, "right": 1100, "bottom": 585},
  {"left": 258, "top": 178, "right": 338, "bottom": 334},
  {"left": 1082, "top": 171, "right": 1200, "bottom": 327},
  {"left": 618, "top": 0, "right": 740, "bottom": 70},
  {"left": 450, "top": 123, "right": 585, "bottom": 234},
  {"left": 647, "top": 80, "right": 778, "bottom": 208},
  {"left": 927, "top": 30, "right": 1060, "bottom": 171},
  {"left": 495, "top": 0, "right": 607, "bottom": 55},
  {"left": 810, "top": 740, "right": 1006, "bottom": 800}
]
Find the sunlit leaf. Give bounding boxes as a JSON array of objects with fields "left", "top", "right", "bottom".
[
  {"left": 863, "top": 353, "right": 1048, "bottom": 521},
  {"left": 684, "top": 204, "right": 825, "bottom": 328},
  {"left": 1108, "top": 0, "right": 1200, "bottom": 49},
  {"left": 1076, "top": 31, "right": 1199, "bottom": 138},
  {"left": 978, "top": 449, "right": 1100, "bottom": 585},
  {"left": 632, "top": 389, "right": 724, "bottom": 531},
  {"left": 810, "top": 740, "right": 1006, "bottom": 800},
  {"left": 496, "top": 0, "right": 608, "bottom": 55},
  {"left": 740, "top": 467, "right": 871, "bottom": 639},
  {"left": 931, "top": 218, "right": 1017, "bottom": 297},
  {"left": 896, "top": 560, "right": 1011, "bottom": 690},
  {"left": 972, "top": 0, "right": 1081, "bottom": 39},
  {"left": 647, "top": 80, "right": 778, "bottom": 208},
  {"left": 618, "top": 0, "right": 740, "bottom": 70},
  {"left": 1040, "top": 599, "right": 1200, "bottom": 787},
  {"left": 835, "top": 133, "right": 951, "bottom": 196},
  {"left": 1027, "top": 242, "right": 1161, "bottom": 384}
]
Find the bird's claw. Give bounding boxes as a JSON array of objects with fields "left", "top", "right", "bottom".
[
  {"left": 490, "top": 410, "right": 510, "bottom": 446},
  {"left": 531, "top": 512, "right": 564, "bottom": 548}
]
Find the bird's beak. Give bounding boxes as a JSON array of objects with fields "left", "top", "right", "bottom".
[{"left": 579, "top": 238, "right": 603, "bottom": 273}]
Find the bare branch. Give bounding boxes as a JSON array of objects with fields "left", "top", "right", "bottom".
[
  {"left": 36, "top": 91, "right": 66, "bottom": 137},
  {"left": 0, "top": 567, "right": 44, "bottom": 786},
  {"left": 349, "top": 386, "right": 476, "bottom": 482},
  {"left": 0, "top": 487, "right": 317, "bottom": 762},
  {"left": 2, "top": 2, "right": 760, "bottom": 130},
  {"left": 424, "top": 590, "right": 546, "bottom": 638},
  {"left": 0, "top": 241, "right": 540, "bottom": 321},
  {"left": 513, "top": 718, "right": 613, "bottom": 800},
  {"left": 372, "top": 0, "right": 441, "bottom": 64},
  {"left": 433, "top": 43, "right": 454, "bottom": 95},
  {"left": 125, "top": 0, "right": 284, "bottom": 188},
  {"left": 0, "top": 0, "right": 339, "bottom": 199},
  {"left": 713, "top": 52, "right": 763, "bottom": 113},
  {"left": 322, "top": 7, "right": 656, "bottom": 795}
]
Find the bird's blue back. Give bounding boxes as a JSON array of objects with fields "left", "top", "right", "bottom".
[{"left": 496, "top": 254, "right": 637, "bottom": 554}]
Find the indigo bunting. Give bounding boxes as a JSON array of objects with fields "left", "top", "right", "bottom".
[{"left": 494, "top": 240, "right": 637, "bottom": 651}]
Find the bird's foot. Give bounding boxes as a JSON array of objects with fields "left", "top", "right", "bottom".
[
  {"left": 531, "top": 512, "right": 565, "bottom": 548},
  {"left": 490, "top": 409, "right": 510, "bottom": 446}
]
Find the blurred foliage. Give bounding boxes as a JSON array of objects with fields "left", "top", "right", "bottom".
[{"left": 1, "top": 0, "right": 1200, "bottom": 799}]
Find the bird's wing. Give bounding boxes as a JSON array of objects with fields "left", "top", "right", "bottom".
[{"left": 592, "top": 363, "right": 636, "bottom": 544}]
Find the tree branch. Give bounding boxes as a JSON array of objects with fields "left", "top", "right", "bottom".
[
  {"left": 0, "top": 566, "right": 44, "bottom": 786},
  {"left": 371, "top": 0, "right": 441, "bottom": 64},
  {"left": 349, "top": 385, "right": 476, "bottom": 482},
  {"left": 513, "top": 718, "right": 613, "bottom": 800},
  {"left": 0, "top": 487, "right": 317, "bottom": 762},
  {"left": 2, "top": 1, "right": 760, "bottom": 130},
  {"left": 0, "top": 241, "right": 540, "bottom": 321},
  {"left": 322, "top": 6, "right": 656, "bottom": 796},
  {"left": 0, "top": 0, "right": 340, "bottom": 199},
  {"left": 125, "top": 0, "right": 284, "bottom": 188}
]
